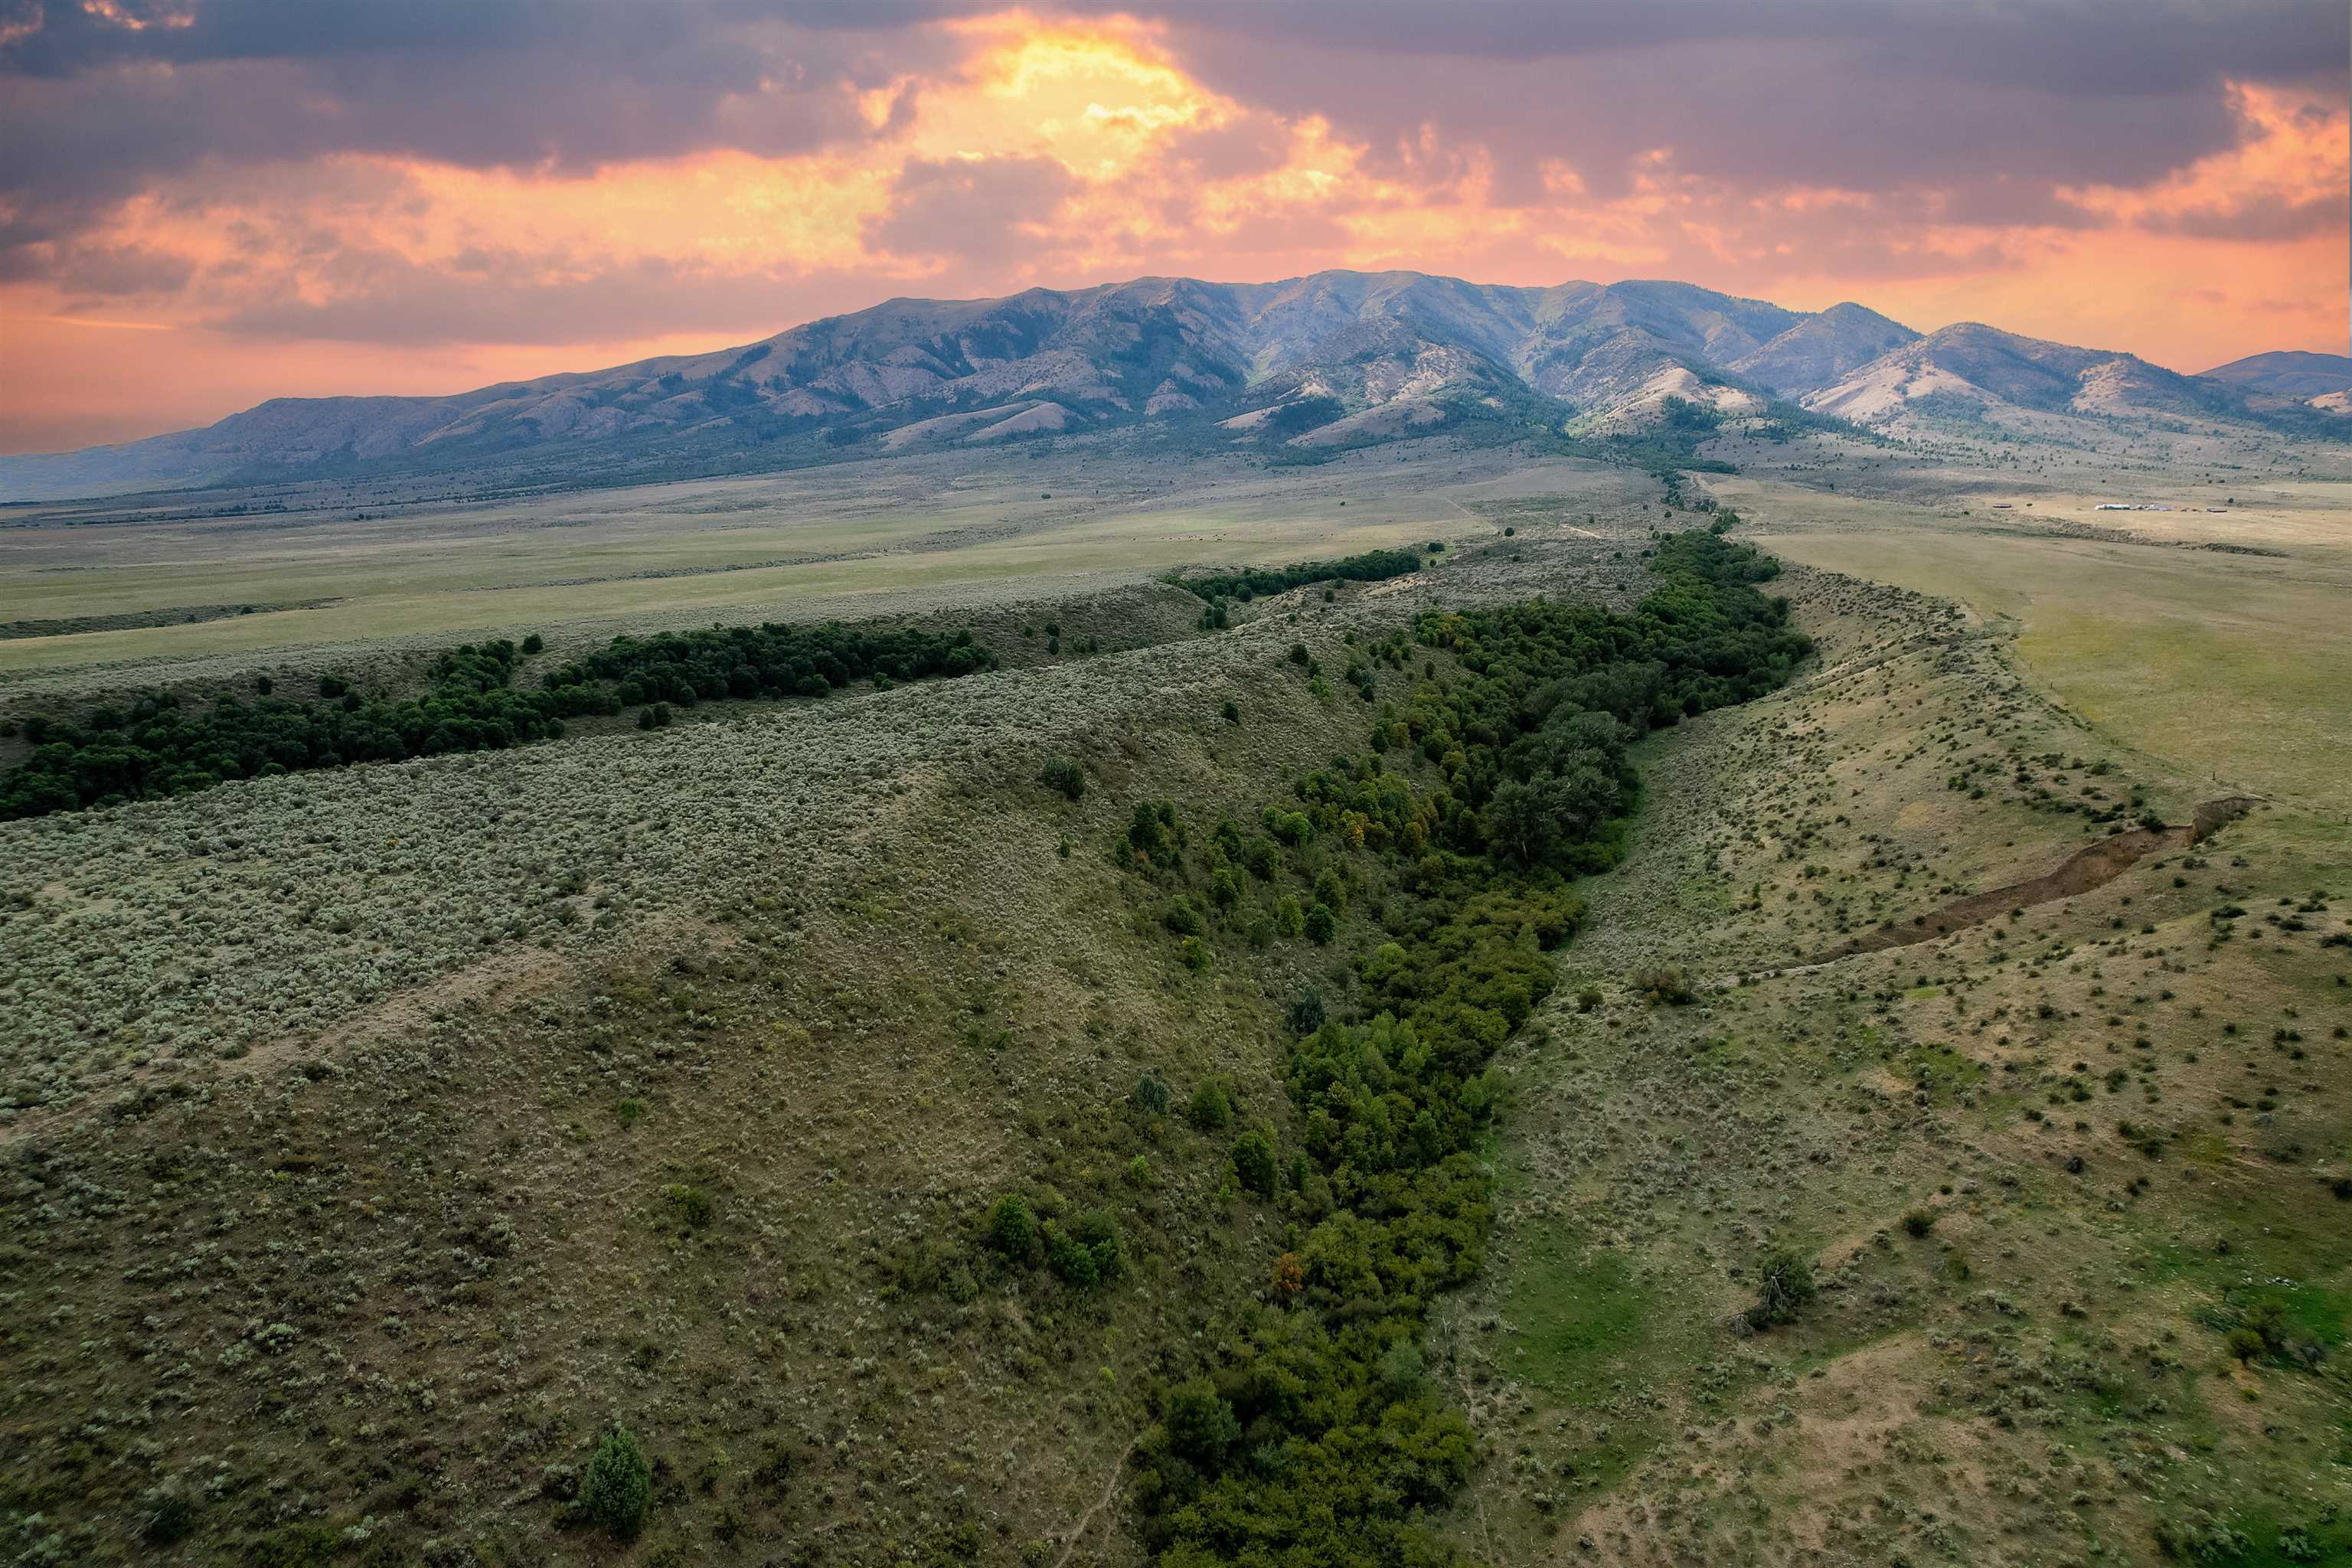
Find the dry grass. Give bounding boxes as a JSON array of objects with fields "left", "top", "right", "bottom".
[{"left": 5, "top": 429, "right": 2346, "bottom": 1566}]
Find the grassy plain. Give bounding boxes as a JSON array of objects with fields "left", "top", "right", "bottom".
[
  {"left": 1743, "top": 516, "right": 2352, "bottom": 811},
  {"left": 0, "top": 442, "right": 1638, "bottom": 683}
]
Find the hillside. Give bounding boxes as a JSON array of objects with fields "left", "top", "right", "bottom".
[
  {"left": 1799, "top": 322, "right": 2256, "bottom": 428},
  {"left": 1723, "top": 301, "right": 1920, "bottom": 395},
  {"left": 5, "top": 487, "right": 2347, "bottom": 1566},
  {"left": 2, "top": 273, "right": 2334, "bottom": 505},
  {"left": 2202, "top": 348, "right": 2352, "bottom": 399}
]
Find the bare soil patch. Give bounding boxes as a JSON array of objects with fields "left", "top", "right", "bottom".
[{"left": 1806, "top": 796, "right": 2255, "bottom": 962}]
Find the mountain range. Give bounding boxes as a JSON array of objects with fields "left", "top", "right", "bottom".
[{"left": 3, "top": 272, "right": 2341, "bottom": 501}]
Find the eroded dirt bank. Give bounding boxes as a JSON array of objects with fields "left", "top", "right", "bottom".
[{"left": 1810, "top": 795, "right": 2257, "bottom": 962}]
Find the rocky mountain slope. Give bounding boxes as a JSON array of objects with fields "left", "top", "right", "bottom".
[
  {"left": 1801, "top": 321, "right": 2249, "bottom": 427},
  {"left": 0, "top": 270, "right": 2328, "bottom": 501}
]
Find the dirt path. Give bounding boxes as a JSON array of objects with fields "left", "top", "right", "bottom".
[
  {"left": 1799, "top": 796, "right": 2256, "bottom": 966},
  {"left": 1050, "top": 1440, "right": 1135, "bottom": 1568}
]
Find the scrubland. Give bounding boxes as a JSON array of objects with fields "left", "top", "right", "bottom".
[{"left": 1, "top": 433, "right": 2345, "bottom": 1568}]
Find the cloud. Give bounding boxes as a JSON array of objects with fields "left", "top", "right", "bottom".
[
  {"left": 862, "top": 154, "right": 1078, "bottom": 273},
  {"left": 0, "top": 0, "right": 2344, "bottom": 452}
]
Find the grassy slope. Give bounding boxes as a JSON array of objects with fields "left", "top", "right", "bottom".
[
  {"left": 1454, "top": 543, "right": 2352, "bottom": 1566},
  {"left": 0, "top": 520, "right": 1659, "bottom": 1566}
]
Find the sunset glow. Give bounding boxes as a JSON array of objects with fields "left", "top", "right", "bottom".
[{"left": 2, "top": 1, "right": 2344, "bottom": 451}]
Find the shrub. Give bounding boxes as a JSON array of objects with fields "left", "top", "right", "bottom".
[
  {"left": 1304, "top": 901, "right": 1337, "bottom": 944},
  {"left": 1047, "top": 1227, "right": 1099, "bottom": 1289},
  {"left": 663, "top": 1183, "right": 714, "bottom": 1230},
  {"left": 1900, "top": 1208, "right": 1936, "bottom": 1238},
  {"left": 1221, "top": 700, "right": 1241, "bottom": 724},
  {"left": 1046, "top": 1211, "right": 1124, "bottom": 1289},
  {"left": 986, "top": 1194, "right": 1040, "bottom": 1261},
  {"left": 521, "top": 632, "right": 544, "bottom": 654},
  {"left": 1165, "top": 896, "right": 1205, "bottom": 936},
  {"left": 138, "top": 1485, "right": 197, "bottom": 1546},
  {"left": 1633, "top": 964, "right": 1696, "bottom": 1004},
  {"left": 1180, "top": 936, "right": 1210, "bottom": 972},
  {"left": 1188, "top": 1077, "right": 1233, "bottom": 1131},
  {"left": 574, "top": 1426, "right": 652, "bottom": 1540},
  {"left": 1744, "top": 1248, "right": 1818, "bottom": 1330},
  {"left": 2241, "top": 1296, "right": 2291, "bottom": 1357},
  {"left": 2152, "top": 1511, "right": 2251, "bottom": 1561},
  {"left": 1230, "top": 1132, "right": 1279, "bottom": 1197},
  {"left": 1576, "top": 985, "right": 1603, "bottom": 1012},
  {"left": 1273, "top": 896, "right": 1304, "bottom": 938},
  {"left": 1040, "top": 756, "right": 1085, "bottom": 801},
  {"left": 1124, "top": 800, "right": 1180, "bottom": 866}
]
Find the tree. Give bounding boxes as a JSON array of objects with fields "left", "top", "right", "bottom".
[
  {"left": 1744, "top": 1248, "right": 1817, "bottom": 1330},
  {"left": 1040, "top": 756, "right": 1085, "bottom": 801},
  {"left": 1132, "top": 1073, "right": 1172, "bottom": 1116},
  {"left": 1230, "top": 1132, "right": 1278, "bottom": 1197},
  {"left": 1162, "top": 1380, "right": 1241, "bottom": 1466},
  {"left": 574, "top": 1426, "right": 652, "bottom": 1540},
  {"left": 986, "top": 1194, "right": 1040, "bottom": 1262},
  {"left": 1188, "top": 1077, "right": 1232, "bottom": 1131}
]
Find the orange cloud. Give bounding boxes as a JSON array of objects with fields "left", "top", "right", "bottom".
[{"left": 2, "top": 8, "right": 2344, "bottom": 451}]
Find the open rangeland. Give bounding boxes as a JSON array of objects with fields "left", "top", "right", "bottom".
[{"left": 2, "top": 435, "right": 2345, "bottom": 1568}]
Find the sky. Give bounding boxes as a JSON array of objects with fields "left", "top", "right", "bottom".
[{"left": 1, "top": 0, "right": 2346, "bottom": 454}]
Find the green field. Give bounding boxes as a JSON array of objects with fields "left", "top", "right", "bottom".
[{"left": 1756, "top": 525, "right": 2352, "bottom": 810}]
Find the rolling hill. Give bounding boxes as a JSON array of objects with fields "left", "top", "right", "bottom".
[
  {"left": 2201, "top": 348, "right": 2352, "bottom": 399},
  {"left": 1798, "top": 321, "right": 2253, "bottom": 427},
  {"left": 0, "top": 271, "right": 2328, "bottom": 503}
]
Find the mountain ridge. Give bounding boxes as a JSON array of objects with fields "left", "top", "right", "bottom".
[{"left": 1, "top": 270, "right": 2331, "bottom": 502}]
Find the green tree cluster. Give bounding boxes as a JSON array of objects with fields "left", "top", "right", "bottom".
[
  {"left": 1125, "top": 531, "right": 1810, "bottom": 1566},
  {"left": 3, "top": 619, "right": 997, "bottom": 820}
]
